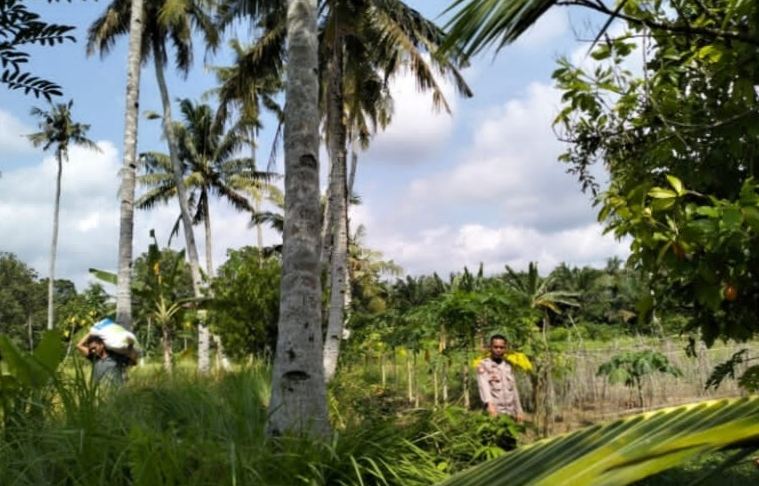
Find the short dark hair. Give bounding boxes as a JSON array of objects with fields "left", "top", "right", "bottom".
[
  {"left": 85, "top": 335, "right": 104, "bottom": 345},
  {"left": 490, "top": 334, "right": 508, "bottom": 344}
]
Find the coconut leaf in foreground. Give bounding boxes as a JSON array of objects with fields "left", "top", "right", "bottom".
[{"left": 441, "top": 396, "right": 759, "bottom": 486}]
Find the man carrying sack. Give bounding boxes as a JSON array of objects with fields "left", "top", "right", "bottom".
[{"left": 76, "top": 318, "right": 139, "bottom": 387}]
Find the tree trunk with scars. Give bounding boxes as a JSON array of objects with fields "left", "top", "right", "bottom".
[
  {"left": 323, "top": 41, "right": 350, "bottom": 383},
  {"left": 47, "top": 152, "right": 63, "bottom": 330},
  {"left": 267, "top": 0, "right": 330, "bottom": 437},
  {"left": 162, "top": 324, "right": 173, "bottom": 374},
  {"left": 115, "top": 0, "right": 144, "bottom": 331},
  {"left": 201, "top": 190, "right": 229, "bottom": 371},
  {"left": 151, "top": 40, "right": 210, "bottom": 374},
  {"left": 250, "top": 131, "right": 265, "bottom": 254}
]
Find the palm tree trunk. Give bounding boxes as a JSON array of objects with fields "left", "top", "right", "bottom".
[
  {"left": 250, "top": 130, "right": 264, "bottom": 253},
  {"left": 267, "top": 0, "right": 329, "bottom": 438},
  {"left": 323, "top": 42, "right": 349, "bottom": 383},
  {"left": 406, "top": 353, "right": 414, "bottom": 403},
  {"left": 203, "top": 189, "right": 214, "bottom": 279},
  {"left": 162, "top": 325, "right": 173, "bottom": 374},
  {"left": 380, "top": 353, "right": 386, "bottom": 387},
  {"left": 151, "top": 40, "right": 210, "bottom": 374},
  {"left": 201, "top": 190, "right": 229, "bottom": 371},
  {"left": 116, "top": 0, "right": 145, "bottom": 331},
  {"left": 47, "top": 152, "right": 63, "bottom": 330},
  {"left": 348, "top": 137, "right": 358, "bottom": 196},
  {"left": 27, "top": 313, "right": 34, "bottom": 351}
]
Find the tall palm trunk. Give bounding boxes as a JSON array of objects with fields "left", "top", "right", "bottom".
[
  {"left": 115, "top": 0, "right": 145, "bottom": 331},
  {"left": 151, "top": 39, "right": 210, "bottom": 374},
  {"left": 201, "top": 189, "right": 229, "bottom": 371},
  {"left": 323, "top": 43, "right": 349, "bottom": 382},
  {"left": 267, "top": 0, "right": 330, "bottom": 437},
  {"left": 348, "top": 137, "right": 358, "bottom": 196},
  {"left": 250, "top": 130, "right": 264, "bottom": 252},
  {"left": 47, "top": 152, "right": 63, "bottom": 330},
  {"left": 162, "top": 324, "right": 173, "bottom": 374},
  {"left": 203, "top": 188, "right": 214, "bottom": 280}
]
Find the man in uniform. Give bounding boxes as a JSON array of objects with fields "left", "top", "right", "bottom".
[{"left": 476, "top": 334, "right": 524, "bottom": 420}]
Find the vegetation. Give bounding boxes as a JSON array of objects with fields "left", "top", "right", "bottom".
[
  {"left": 3, "top": 0, "right": 759, "bottom": 484},
  {"left": 0, "top": 0, "right": 75, "bottom": 99}
]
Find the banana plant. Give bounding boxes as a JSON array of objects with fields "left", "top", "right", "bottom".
[
  {"left": 440, "top": 396, "right": 759, "bottom": 485},
  {"left": 0, "top": 330, "right": 65, "bottom": 429},
  {"left": 90, "top": 231, "right": 203, "bottom": 371}
]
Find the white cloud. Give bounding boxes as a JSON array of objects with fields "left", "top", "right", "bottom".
[
  {"left": 0, "top": 141, "right": 279, "bottom": 289},
  {"left": 364, "top": 65, "right": 459, "bottom": 164},
  {"left": 358, "top": 81, "right": 628, "bottom": 275},
  {"left": 512, "top": 9, "right": 570, "bottom": 49},
  {"left": 405, "top": 82, "right": 598, "bottom": 231},
  {"left": 0, "top": 109, "right": 33, "bottom": 155},
  {"left": 365, "top": 222, "right": 628, "bottom": 277}
]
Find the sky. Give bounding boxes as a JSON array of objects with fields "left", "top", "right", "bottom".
[{"left": 0, "top": 1, "right": 629, "bottom": 290}]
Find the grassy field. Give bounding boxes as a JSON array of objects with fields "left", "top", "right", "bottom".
[{"left": 3, "top": 335, "right": 759, "bottom": 485}]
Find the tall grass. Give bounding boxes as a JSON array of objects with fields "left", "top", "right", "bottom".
[{"left": 0, "top": 363, "right": 454, "bottom": 485}]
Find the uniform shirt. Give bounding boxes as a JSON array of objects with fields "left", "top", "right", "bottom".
[{"left": 476, "top": 357, "right": 524, "bottom": 417}]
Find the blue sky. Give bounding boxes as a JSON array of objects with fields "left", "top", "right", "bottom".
[{"left": 0, "top": 1, "right": 628, "bottom": 289}]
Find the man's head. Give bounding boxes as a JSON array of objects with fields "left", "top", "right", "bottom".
[
  {"left": 86, "top": 335, "right": 106, "bottom": 358},
  {"left": 489, "top": 334, "right": 508, "bottom": 361}
]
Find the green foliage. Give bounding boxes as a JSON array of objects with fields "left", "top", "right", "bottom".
[
  {"left": 598, "top": 350, "right": 682, "bottom": 407},
  {"left": 0, "top": 253, "right": 45, "bottom": 347},
  {"left": 0, "top": 330, "right": 64, "bottom": 428},
  {"left": 57, "top": 283, "right": 113, "bottom": 340},
  {"left": 0, "top": 366, "right": 452, "bottom": 485},
  {"left": 417, "top": 407, "right": 523, "bottom": 470},
  {"left": 601, "top": 177, "right": 759, "bottom": 344},
  {"left": 705, "top": 348, "right": 759, "bottom": 394},
  {"left": 0, "top": 0, "right": 75, "bottom": 99},
  {"left": 442, "top": 396, "right": 759, "bottom": 486},
  {"left": 209, "top": 247, "right": 280, "bottom": 359},
  {"left": 552, "top": 1, "right": 759, "bottom": 347}
]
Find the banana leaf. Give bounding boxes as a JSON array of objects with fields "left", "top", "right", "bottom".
[{"left": 441, "top": 396, "right": 759, "bottom": 485}]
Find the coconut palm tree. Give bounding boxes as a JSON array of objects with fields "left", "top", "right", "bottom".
[
  {"left": 27, "top": 100, "right": 100, "bottom": 330},
  {"left": 265, "top": 0, "right": 331, "bottom": 437},
  {"left": 218, "top": 4, "right": 471, "bottom": 382},
  {"left": 211, "top": 34, "right": 285, "bottom": 249},
  {"left": 317, "top": 0, "right": 472, "bottom": 382},
  {"left": 502, "top": 261, "right": 578, "bottom": 435},
  {"left": 113, "top": 0, "right": 145, "bottom": 331},
  {"left": 87, "top": 0, "right": 219, "bottom": 373},
  {"left": 137, "top": 99, "right": 270, "bottom": 278}
]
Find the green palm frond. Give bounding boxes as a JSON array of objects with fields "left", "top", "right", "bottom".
[
  {"left": 442, "top": 396, "right": 759, "bottom": 486},
  {"left": 443, "top": 0, "right": 557, "bottom": 59}
]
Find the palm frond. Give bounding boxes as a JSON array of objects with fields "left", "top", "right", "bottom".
[
  {"left": 442, "top": 396, "right": 759, "bottom": 486},
  {"left": 443, "top": 0, "right": 557, "bottom": 59}
]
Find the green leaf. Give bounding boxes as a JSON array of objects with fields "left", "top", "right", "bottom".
[
  {"left": 648, "top": 187, "right": 677, "bottom": 199},
  {"left": 721, "top": 208, "right": 743, "bottom": 230},
  {"left": 32, "top": 330, "right": 65, "bottom": 373},
  {"left": 441, "top": 397, "right": 759, "bottom": 486},
  {"left": 742, "top": 206, "right": 759, "bottom": 233},
  {"left": 89, "top": 267, "right": 117, "bottom": 285},
  {"left": 694, "top": 206, "right": 720, "bottom": 218},
  {"left": 695, "top": 281, "right": 722, "bottom": 311},
  {"left": 651, "top": 197, "right": 676, "bottom": 211},
  {"left": 0, "top": 335, "right": 53, "bottom": 389},
  {"left": 665, "top": 175, "right": 684, "bottom": 196}
]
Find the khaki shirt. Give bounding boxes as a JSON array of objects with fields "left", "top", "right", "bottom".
[{"left": 476, "top": 357, "right": 524, "bottom": 417}]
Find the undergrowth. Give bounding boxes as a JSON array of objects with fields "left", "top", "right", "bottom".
[{"left": 0, "top": 362, "right": 517, "bottom": 485}]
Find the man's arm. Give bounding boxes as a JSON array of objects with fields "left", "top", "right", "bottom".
[
  {"left": 507, "top": 365, "right": 525, "bottom": 421},
  {"left": 76, "top": 334, "right": 91, "bottom": 357},
  {"left": 476, "top": 363, "right": 497, "bottom": 417}
]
